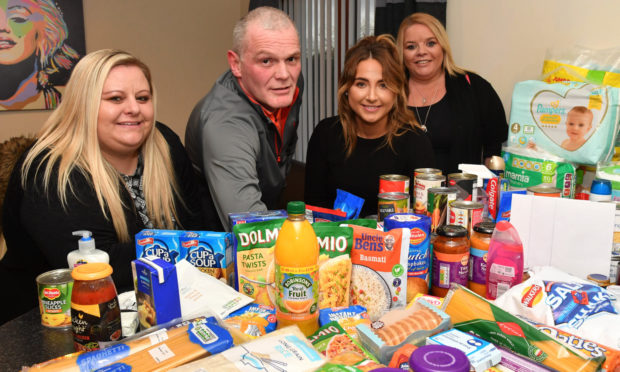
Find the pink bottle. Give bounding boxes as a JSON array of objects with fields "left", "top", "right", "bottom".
[{"left": 485, "top": 220, "right": 523, "bottom": 300}]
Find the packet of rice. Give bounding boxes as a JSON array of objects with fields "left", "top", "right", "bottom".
[{"left": 348, "top": 225, "right": 410, "bottom": 321}]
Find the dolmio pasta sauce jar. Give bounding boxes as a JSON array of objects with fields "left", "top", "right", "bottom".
[
  {"left": 70, "top": 263, "right": 122, "bottom": 351},
  {"left": 431, "top": 225, "right": 469, "bottom": 298}
]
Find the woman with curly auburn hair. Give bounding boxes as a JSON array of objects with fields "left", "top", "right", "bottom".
[
  {"left": 305, "top": 34, "right": 435, "bottom": 217},
  {"left": 397, "top": 12, "right": 508, "bottom": 174},
  {"left": 0, "top": 0, "right": 79, "bottom": 110},
  {"left": 0, "top": 49, "right": 211, "bottom": 324}
]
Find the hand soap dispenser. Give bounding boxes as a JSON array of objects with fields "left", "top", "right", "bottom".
[{"left": 67, "top": 230, "right": 109, "bottom": 268}]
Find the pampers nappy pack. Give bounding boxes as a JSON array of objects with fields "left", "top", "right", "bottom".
[{"left": 508, "top": 80, "right": 620, "bottom": 165}]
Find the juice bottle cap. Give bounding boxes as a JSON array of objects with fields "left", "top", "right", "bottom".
[
  {"left": 287, "top": 201, "right": 306, "bottom": 214},
  {"left": 71, "top": 262, "right": 113, "bottom": 280}
]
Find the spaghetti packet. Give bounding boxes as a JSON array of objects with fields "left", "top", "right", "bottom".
[{"left": 442, "top": 284, "right": 604, "bottom": 372}]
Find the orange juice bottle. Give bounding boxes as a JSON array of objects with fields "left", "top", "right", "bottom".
[{"left": 274, "top": 201, "right": 319, "bottom": 336}]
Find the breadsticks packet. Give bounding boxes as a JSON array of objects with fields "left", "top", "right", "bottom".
[
  {"left": 442, "top": 284, "right": 604, "bottom": 372},
  {"left": 232, "top": 219, "right": 285, "bottom": 306},
  {"left": 356, "top": 299, "right": 450, "bottom": 364}
]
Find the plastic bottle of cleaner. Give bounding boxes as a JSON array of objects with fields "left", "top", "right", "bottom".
[
  {"left": 485, "top": 221, "right": 523, "bottom": 300},
  {"left": 67, "top": 230, "right": 109, "bottom": 268},
  {"left": 274, "top": 201, "right": 319, "bottom": 336}
]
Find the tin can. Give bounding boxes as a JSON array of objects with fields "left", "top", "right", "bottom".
[
  {"left": 414, "top": 174, "right": 445, "bottom": 215},
  {"left": 36, "top": 268, "right": 73, "bottom": 328},
  {"left": 611, "top": 255, "right": 620, "bottom": 285},
  {"left": 427, "top": 186, "right": 458, "bottom": 233},
  {"left": 414, "top": 168, "right": 442, "bottom": 177},
  {"left": 379, "top": 174, "right": 410, "bottom": 211},
  {"left": 447, "top": 173, "right": 477, "bottom": 197},
  {"left": 527, "top": 184, "right": 561, "bottom": 197},
  {"left": 449, "top": 200, "right": 484, "bottom": 237},
  {"left": 377, "top": 192, "right": 409, "bottom": 222},
  {"left": 384, "top": 213, "right": 431, "bottom": 302},
  {"left": 379, "top": 174, "right": 410, "bottom": 194}
]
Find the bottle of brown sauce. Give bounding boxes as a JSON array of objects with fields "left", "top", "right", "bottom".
[{"left": 431, "top": 225, "right": 469, "bottom": 297}]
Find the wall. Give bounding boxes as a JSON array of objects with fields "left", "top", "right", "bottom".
[
  {"left": 0, "top": 0, "right": 249, "bottom": 142},
  {"left": 448, "top": 0, "right": 620, "bottom": 116}
]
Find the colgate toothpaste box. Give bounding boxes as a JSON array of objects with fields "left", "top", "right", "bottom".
[
  {"left": 180, "top": 231, "right": 234, "bottom": 286},
  {"left": 135, "top": 229, "right": 186, "bottom": 263}
]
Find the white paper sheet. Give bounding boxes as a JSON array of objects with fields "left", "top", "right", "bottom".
[{"left": 510, "top": 194, "right": 614, "bottom": 279}]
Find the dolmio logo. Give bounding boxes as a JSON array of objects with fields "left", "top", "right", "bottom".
[
  {"left": 43, "top": 288, "right": 61, "bottom": 300},
  {"left": 409, "top": 228, "right": 427, "bottom": 245},
  {"left": 521, "top": 284, "right": 543, "bottom": 307}
]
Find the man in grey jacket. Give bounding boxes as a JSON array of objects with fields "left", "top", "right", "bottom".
[{"left": 186, "top": 7, "right": 303, "bottom": 231}]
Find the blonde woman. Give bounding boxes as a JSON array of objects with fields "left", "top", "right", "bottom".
[
  {"left": 304, "top": 35, "right": 435, "bottom": 217},
  {"left": 397, "top": 13, "right": 507, "bottom": 174},
  {"left": 1, "top": 49, "right": 208, "bottom": 324}
]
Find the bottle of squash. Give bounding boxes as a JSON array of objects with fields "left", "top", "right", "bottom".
[{"left": 274, "top": 201, "right": 319, "bottom": 336}]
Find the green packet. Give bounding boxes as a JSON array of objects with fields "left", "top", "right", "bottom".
[
  {"left": 503, "top": 148, "right": 576, "bottom": 197},
  {"left": 314, "top": 364, "right": 362, "bottom": 372},
  {"left": 313, "top": 218, "right": 378, "bottom": 229},
  {"left": 308, "top": 321, "right": 378, "bottom": 363}
]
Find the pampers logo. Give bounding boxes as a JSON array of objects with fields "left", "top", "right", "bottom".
[{"left": 536, "top": 101, "right": 566, "bottom": 126}]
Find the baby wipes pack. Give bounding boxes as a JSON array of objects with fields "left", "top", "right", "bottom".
[
  {"left": 508, "top": 80, "right": 620, "bottom": 164},
  {"left": 503, "top": 147, "right": 576, "bottom": 198}
]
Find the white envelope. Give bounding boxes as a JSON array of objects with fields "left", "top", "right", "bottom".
[{"left": 510, "top": 194, "right": 614, "bottom": 279}]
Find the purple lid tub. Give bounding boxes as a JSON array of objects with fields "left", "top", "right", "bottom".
[{"left": 409, "top": 345, "right": 470, "bottom": 372}]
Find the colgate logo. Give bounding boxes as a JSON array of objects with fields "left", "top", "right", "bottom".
[
  {"left": 410, "top": 228, "right": 427, "bottom": 245},
  {"left": 486, "top": 178, "right": 498, "bottom": 219},
  {"left": 138, "top": 237, "right": 154, "bottom": 245},
  {"left": 182, "top": 240, "right": 198, "bottom": 248},
  {"left": 521, "top": 285, "right": 542, "bottom": 307},
  {"left": 44, "top": 288, "right": 60, "bottom": 300}
]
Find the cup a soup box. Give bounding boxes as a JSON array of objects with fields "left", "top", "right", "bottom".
[
  {"left": 180, "top": 231, "right": 234, "bottom": 286},
  {"left": 132, "top": 256, "right": 181, "bottom": 330},
  {"left": 135, "top": 229, "right": 185, "bottom": 263}
]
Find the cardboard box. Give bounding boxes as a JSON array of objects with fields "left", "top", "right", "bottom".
[
  {"left": 180, "top": 231, "right": 234, "bottom": 286},
  {"left": 135, "top": 229, "right": 185, "bottom": 263},
  {"left": 132, "top": 256, "right": 182, "bottom": 330}
]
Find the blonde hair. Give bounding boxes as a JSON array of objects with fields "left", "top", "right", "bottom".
[
  {"left": 338, "top": 34, "right": 422, "bottom": 156},
  {"left": 21, "top": 49, "right": 181, "bottom": 242},
  {"left": 396, "top": 12, "right": 465, "bottom": 78}
]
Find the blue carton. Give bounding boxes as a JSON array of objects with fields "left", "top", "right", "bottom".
[
  {"left": 132, "top": 256, "right": 182, "bottom": 330},
  {"left": 180, "top": 231, "right": 234, "bottom": 286},
  {"left": 135, "top": 229, "right": 185, "bottom": 263}
]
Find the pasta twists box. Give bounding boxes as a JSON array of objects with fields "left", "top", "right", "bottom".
[
  {"left": 315, "top": 224, "right": 354, "bottom": 309},
  {"left": 508, "top": 80, "right": 620, "bottom": 165},
  {"left": 442, "top": 285, "right": 604, "bottom": 372},
  {"left": 232, "top": 219, "right": 285, "bottom": 307}
]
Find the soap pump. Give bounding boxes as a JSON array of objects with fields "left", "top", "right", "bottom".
[{"left": 67, "top": 230, "right": 109, "bottom": 268}]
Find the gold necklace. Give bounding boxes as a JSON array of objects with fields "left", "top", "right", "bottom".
[{"left": 413, "top": 86, "right": 439, "bottom": 131}]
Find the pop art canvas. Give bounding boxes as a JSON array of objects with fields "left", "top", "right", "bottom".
[{"left": 0, "top": 0, "right": 85, "bottom": 111}]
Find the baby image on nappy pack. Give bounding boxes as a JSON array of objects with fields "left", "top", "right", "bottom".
[{"left": 508, "top": 80, "right": 620, "bottom": 165}]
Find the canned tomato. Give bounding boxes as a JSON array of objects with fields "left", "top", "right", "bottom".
[
  {"left": 527, "top": 184, "right": 561, "bottom": 197},
  {"left": 447, "top": 173, "right": 477, "bottom": 197},
  {"left": 414, "top": 168, "right": 442, "bottom": 177},
  {"left": 414, "top": 174, "right": 445, "bottom": 215},
  {"left": 449, "top": 200, "right": 484, "bottom": 238},
  {"left": 377, "top": 192, "right": 409, "bottom": 222},
  {"left": 427, "top": 186, "right": 458, "bottom": 233},
  {"left": 36, "top": 269, "right": 73, "bottom": 328}
]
